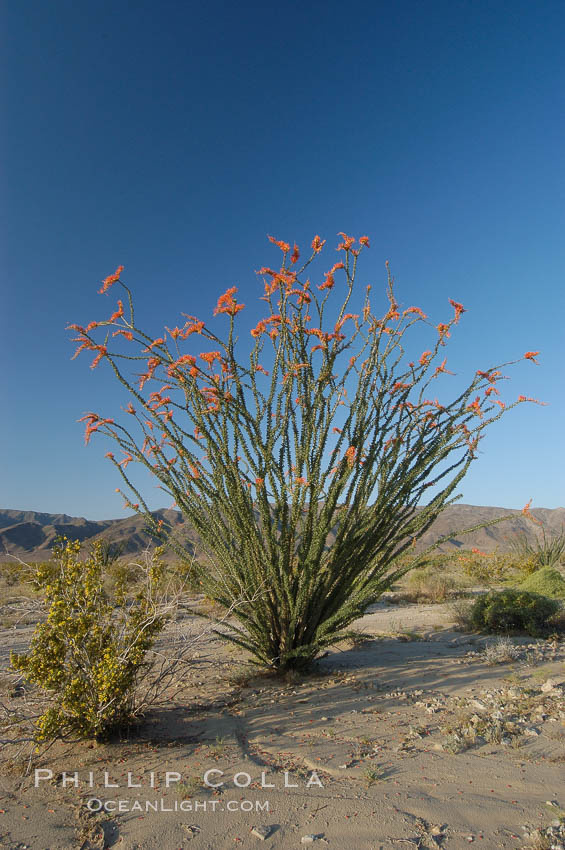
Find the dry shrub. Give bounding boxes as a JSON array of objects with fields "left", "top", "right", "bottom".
[
  {"left": 483, "top": 637, "right": 521, "bottom": 664},
  {"left": 403, "top": 567, "right": 457, "bottom": 602}
]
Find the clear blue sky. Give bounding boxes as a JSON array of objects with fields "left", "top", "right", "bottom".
[{"left": 1, "top": 0, "right": 563, "bottom": 520}]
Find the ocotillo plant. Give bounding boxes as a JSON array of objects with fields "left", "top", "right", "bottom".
[{"left": 69, "top": 234, "right": 541, "bottom": 670}]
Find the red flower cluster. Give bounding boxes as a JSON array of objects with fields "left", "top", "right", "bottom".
[
  {"left": 99, "top": 265, "right": 124, "bottom": 294},
  {"left": 214, "top": 287, "right": 245, "bottom": 317},
  {"left": 78, "top": 412, "right": 115, "bottom": 444}
]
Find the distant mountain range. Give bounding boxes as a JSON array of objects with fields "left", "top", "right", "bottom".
[
  {"left": 1, "top": 504, "right": 563, "bottom": 562},
  {"left": 0, "top": 508, "right": 187, "bottom": 561}
]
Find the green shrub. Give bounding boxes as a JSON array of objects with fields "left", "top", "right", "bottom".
[
  {"left": 469, "top": 589, "right": 561, "bottom": 637},
  {"left": 105, "top": 558, "right": 144, "bottom": 595},
  {"left": 90, "top": 538, "right": 124, "bottom": 567},
  {"left": 11, "top": 538, "right": 167, "bottom": 741},
  {"left": 0, "top": 561, "right": 27, "bottom": 588},
  {"left": 520, "top": 566, "right": 565, "bottom": 599}
]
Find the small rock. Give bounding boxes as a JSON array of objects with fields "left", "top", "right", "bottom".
[
  {"left": 524, "top": 727, "right": 540, "bottom": 737},
  {"left": 251, "top": 825, "right": 273, "bottom": 840},
  {"left": 301, "top": 836, "right": 317, "bottom": 845},
  {"left": 183, "top": 825, "right": 201, "bottom": 835},
  {"left": 534, "top": 711, "right": 549, "bottom": 720}
]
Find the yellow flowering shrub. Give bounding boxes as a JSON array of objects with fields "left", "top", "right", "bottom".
[
  {"left": 11, "top": 538, "right": 166, "bottom": 741},
  {"left": 458, "top": 549, "right": 520, "bottom": 584}
]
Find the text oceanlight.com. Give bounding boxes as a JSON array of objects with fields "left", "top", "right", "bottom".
[{"left": 86, "top": 798, "right": 270, "bottom": 813}]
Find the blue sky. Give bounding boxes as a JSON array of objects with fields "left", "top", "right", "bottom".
[{"left": 1, "top": 0, "right": 563, "bottom": 520}]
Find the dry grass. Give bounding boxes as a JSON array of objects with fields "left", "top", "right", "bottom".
[{"left": 482, "top": 637, "right": 521, "bottom": 665}]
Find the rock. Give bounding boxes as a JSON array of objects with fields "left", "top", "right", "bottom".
[
  {"left": 251, "top": 825, "right": 273, "bottom": 840},
  {"left": 183, "top": 825, "right": 201, "bottom": 835},
  {"left": 534, "top": 710, "right": 548, "bottom": 720},
  {"left": 301, "top": 836, "right": 318, "bottom": 845}
]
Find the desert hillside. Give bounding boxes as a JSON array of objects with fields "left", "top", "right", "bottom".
[{"left": 1, "top": 503, "right": 563, "bottom": 561}]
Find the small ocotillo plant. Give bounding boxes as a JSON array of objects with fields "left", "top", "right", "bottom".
[
  {"left": 510, "top": 508, "right": 565, "bottom": 573},
  {"left": 69, "top": 233, "right": 542, "bottom": 670}
]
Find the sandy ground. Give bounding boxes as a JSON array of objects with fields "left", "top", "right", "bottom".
[{"left": 1, "top": 600, "right": 565, "bottom": 850}]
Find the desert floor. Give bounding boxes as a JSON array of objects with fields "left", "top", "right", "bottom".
[{"left": 1, "top": 600, "right": 564, "bottom": 850}]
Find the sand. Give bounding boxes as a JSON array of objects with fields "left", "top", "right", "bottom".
[{"left": 1, "top": 600, "right": 564, "bottom": 850}]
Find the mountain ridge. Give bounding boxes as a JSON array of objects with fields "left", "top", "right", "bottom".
[{"left": 1, "top": 504, "right": 563, "bottom": 562}]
